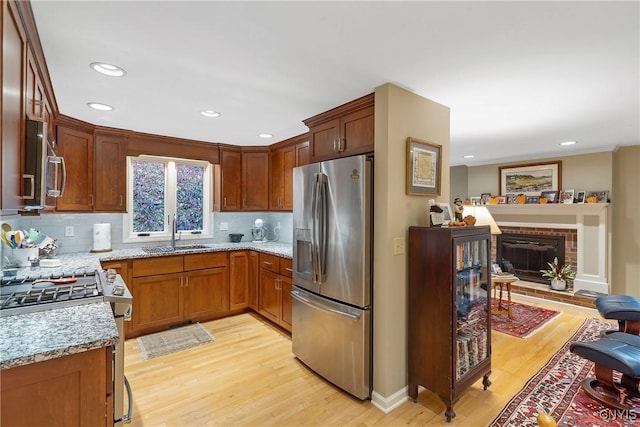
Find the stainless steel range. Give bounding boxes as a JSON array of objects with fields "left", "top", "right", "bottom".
[{"left": 0, "top": 268, "right": 134, "bottom": 426}]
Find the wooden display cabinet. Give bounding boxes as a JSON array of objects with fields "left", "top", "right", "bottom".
[{"left": 408, "top": 225, "right": 492, "bottom": 422}]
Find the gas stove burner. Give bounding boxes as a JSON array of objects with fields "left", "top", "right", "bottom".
[{"left": 1, "top": 268, "right": 96, "bottom": 287}]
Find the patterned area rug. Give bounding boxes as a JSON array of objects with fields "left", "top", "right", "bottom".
[
  {"left": 491, "top": 318, "right": 640, "bottom": 427},
  {"left": 137, "top": 323, "right": 215, "bottom": 360},
  {"left": 491, "top": 300, "right": 560, "bottom": 338}
]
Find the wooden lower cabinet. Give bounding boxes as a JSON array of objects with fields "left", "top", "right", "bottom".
[
  {"left": 248, "top": 251, "right": 260, "bottom": 311},
  {"left": 229, "top": 251, "right": 249, "bottom": 311},
  {"left": 1, "top": 347, "right": 111, "bottom": 427},
  {"left": 128, "top": 253, "right": 229, "bottom": 337},
  {"left": 106, "top": 250, "right": 290, "bottom": 337},
  {"left": 258, "top": 253, "right": 292, "bottom": 332}
]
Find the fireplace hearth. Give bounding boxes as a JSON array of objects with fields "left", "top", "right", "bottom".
[{"left": 497, "top": 233, "right": 566, "bottom": 284}]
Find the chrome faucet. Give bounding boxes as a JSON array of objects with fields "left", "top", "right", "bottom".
[{"left": 171, "top": 214, "right": 181, "bottom": 248}]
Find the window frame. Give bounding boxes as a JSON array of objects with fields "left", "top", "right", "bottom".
[{"left": 123, "top": 154, "right": 212, "bottom": 244}]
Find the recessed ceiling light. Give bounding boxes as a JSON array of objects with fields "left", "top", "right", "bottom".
[
  {"left": 87, "top": 102, "right": 114, "bottom": 111},
  {"left": 463, "top": 155, "right": 475, "bottom": 159},
  {"left": 258, "top": 133, "right": 273, "bottom": 139},
  {"left": 89, "top": 62, "right": 126, "bottom": 77},
  {"left": 559, "top": 141, "right": 577, "bottom": 146},
  {"left": 200, "top": 110, "right": 221, "bottom": 118}
]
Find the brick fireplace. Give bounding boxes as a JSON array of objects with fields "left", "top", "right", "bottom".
[
  {"left": 486, "top": 203, "right": 610, "bottom": 295},
  {"left": 493, "top": 226, "right": 577, "bottom": 285}
]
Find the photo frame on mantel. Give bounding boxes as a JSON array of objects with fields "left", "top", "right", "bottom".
[{"left": 406, "top": 137, "right": 442, "bottom": 196}]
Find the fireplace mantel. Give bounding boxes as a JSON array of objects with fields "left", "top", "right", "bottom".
[{"left": 486, "top": 203, "right": 610, "bottom": 294}]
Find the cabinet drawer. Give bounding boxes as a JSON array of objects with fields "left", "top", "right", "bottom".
[
  {"left": 132, "top": 256, "right": 183, "bottom": 277},
  {"left": 259, "top": 253, "right": 280, "bottom": 273},
  {"left": 184, "top": 252, "right": 228, "bottom": 271},
  {"left": 279, "top": 258, "right": 293, "bottom": 278}
]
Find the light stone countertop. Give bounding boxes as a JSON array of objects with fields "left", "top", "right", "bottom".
[
  {"left": 1, "top": 241, "right": 293, "bottom": 370},
  {"left": 0, "top": 302, "right": 118, "bottom": 369}
]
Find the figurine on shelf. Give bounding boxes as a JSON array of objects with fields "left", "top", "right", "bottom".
[{"left": 453, "top": 198, "right": 464, "bottom": 222}]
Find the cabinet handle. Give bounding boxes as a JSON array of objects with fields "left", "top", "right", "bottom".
[
  {"left": 119, "top": 194, "right": 123, "bottom": 207},
  {"left": 185, "top": 277, "right": 188, "bottom": 287},
  {"left": 263, "top": 261, "right": 273, "bottom": 266},
  {"left": 223, "top": 197, "right": 227, "bottom": 207},
  {"left": 338, "top": 138, "right": 344, "bottom": 152},
  {"left": 285, "top": 267, "right": 293, "bottom": 272},
  {"left": 89, "top": 194, "right": 94, "bottom": 207},
  {"left": 333, "top": 139, "right": 338, "bottom": 153}
]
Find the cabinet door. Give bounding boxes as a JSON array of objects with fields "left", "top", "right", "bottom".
[
  {"left": 94, "top": 132, "right": 126, "bottom": 212},
  {"left": 242, "top": 151, "right": 269, "bottom": 211},
  {"left": 220, "top": 149, "right": 242, "bottom": 211},
  {"left": 259, "top": 269, "right": 280, "bottom": 324},
  {"left": 295, "top": 140, "right": 310, "bottom": 166},
  {"left": 340, "top": 106, "right": 374, "bottom": 157},
  {"left": 309, "top": 118, "right": 340, "bottom": 163},
  {"left": 280, "top": 274, "right": 292, "bottom": 331},
  {"left": 56, "top": 125, "right": 94, "bottom": 211},
  {"left": 1, "top": 347, "right": 109, "bottom": 427},
  {"left": 281, "top": 146, "right": 295, "bottom": 210},
  {"left": 130, "top": 273, "right": 184, "bottom": 332},
  {"left": 1, "top": 0, "right": 26, "bottom": 212},
  {"left": 248, "top": 251, "right": 259, "bottom": 311},
  {"left": 230, "top": 251, "right": 249, "bottom": 311},
  {"left": 185, "top": 267, "right": 229, "bottom": 320},
  {"left": 269, "top": 149, "right": 283, "bottom": 210},
  {"left": 270, "top": 146, "right": 295, "bottom": 210},
  {"left": 25, "top": 49, "right": 45, "bottom": 121}
]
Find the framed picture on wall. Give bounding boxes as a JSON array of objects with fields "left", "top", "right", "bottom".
[
  {"left": 406, "top": 137, "right": 442, "bottom": 196},
  {"left": 499, "top": 161, "right": 562, "bottom": 196}
]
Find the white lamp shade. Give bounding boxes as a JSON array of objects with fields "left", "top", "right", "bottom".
[{"left": 461, "top": 205, "right": 502, "bottom": 234}]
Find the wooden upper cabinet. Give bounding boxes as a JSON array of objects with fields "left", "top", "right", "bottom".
[
  {"left": 55, "top": 123, "right": 94, "bottom": 211},
  {"left": 220, "top": 149, "right": 242, "bottom": 211},
  {"left": 2, "top": 0, "right": 26, "bottom": 212},
  {"left": 94, "top": 131, "right": 126, "bottom": 212},
  {"left": 303, "top": 93, "right": 374, "bottom": 163},
  {"left": 295, "top": 139, "right": 310, "bottom": 166},
  {"left": 25, "top": 49, "right": 46, "bottom": 121},
  {"left": 270, "top": 134, "right": 309, "bottom": 211},
  {"left": 270, "top": 145, "right": 295, "bottom": 211},
  {"left": 220, "top": 148, "right": 269, "bottom": 212},
  {"left": 242, "top": 151, "right": 269, "bottom": 211}
]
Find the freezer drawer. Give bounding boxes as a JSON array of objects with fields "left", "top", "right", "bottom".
[{"left": 291, "top": 287, "right": 372, "bottom": 400}]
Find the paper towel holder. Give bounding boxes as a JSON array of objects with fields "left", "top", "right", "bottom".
[{"left": 90, "top": 223, "right": 113, "bottom": 253}]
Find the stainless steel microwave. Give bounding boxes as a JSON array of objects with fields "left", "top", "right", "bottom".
[{"left": 22, "top": 119, "right": 66, "bottom": 210}]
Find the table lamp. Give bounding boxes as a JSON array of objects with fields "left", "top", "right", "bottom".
[{"left": 461, "top": 205, "right": 502, "bottom": 235}]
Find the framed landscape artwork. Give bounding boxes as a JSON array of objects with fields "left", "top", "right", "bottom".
[
  {"left": 406, "top": 137, "right": 441, "bottom": 196},
  {"left": 499, "top": 161, "right": 562, "bottom": 196}
]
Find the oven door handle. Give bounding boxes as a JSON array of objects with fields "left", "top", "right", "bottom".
[{"left": 115, "top": 375, "right": 133, "bottom": 424}]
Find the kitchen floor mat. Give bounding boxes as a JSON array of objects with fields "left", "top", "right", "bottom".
[{"left": 137, "top": 323, "right": 215, "bottom": 360}]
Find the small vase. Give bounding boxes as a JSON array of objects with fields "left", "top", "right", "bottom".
[{"left": 550, "top": 278, "right": 566, "bottom": 291}]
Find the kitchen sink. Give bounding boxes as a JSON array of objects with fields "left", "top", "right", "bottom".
[
  {"left": 173, "top": 244, "right": 208, "bottom": 251},
  {"left": 141, "top": 244, "right": 208, "bottom": 255}
]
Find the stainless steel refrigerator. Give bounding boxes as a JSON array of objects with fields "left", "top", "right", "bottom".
[{"left": 291, "top": 154, "right": 373, "bottom": 400}]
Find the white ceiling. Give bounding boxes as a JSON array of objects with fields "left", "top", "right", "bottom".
[{"left": 30, "top": 1, "right": 639, "bottom": 166}]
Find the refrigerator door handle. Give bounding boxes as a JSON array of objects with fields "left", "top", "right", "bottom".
[
  {"left": 291, "top": 290, "right": 360, "bottom": 320},
  {"left": 316, "top": 173, "right": 328, "bottom": 284},
  {"left": 311, "top": 173, "right": 320, "bottom": 283}
]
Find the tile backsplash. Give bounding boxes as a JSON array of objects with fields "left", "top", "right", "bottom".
[{"left": 1, "top": 211, "right": 292, "bottom": 255}]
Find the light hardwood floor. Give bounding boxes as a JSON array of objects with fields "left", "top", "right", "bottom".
[{"left": 124, "top": 295, "right": 609, "bottom": 426}]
